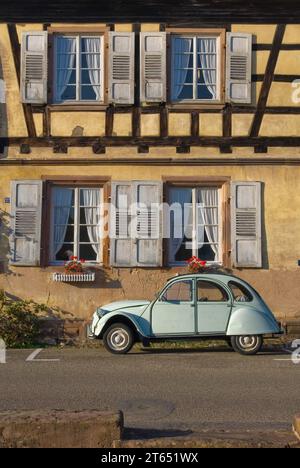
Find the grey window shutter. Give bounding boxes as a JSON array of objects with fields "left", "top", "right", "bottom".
[
  {"left": 109, "top": 32, "right": 135, "bottom": 105},
  {"left": 10, "top": 180, "right": 43, "bottom": 266},
  {"left": 226, "top": 33, "right": 252, "bottom": 104},
  {"left": 110, "top": 182, "right": 134, "bottom": 266},
  {"left": 21, "top": 31, "right": 48, "bottom": 104},
  {"left": 133, "top": 181, "right": 162, "bottom": 267},
  {"left": 231, "top": 182, "right": 262, "bottom": 268},
  {"left": 140, "top": 32, "right": 166, "bottom": 103}
]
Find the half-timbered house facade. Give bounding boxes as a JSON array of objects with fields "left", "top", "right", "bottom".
[{"left": 1, "top": 1, "right": 300, "bottom": 323}]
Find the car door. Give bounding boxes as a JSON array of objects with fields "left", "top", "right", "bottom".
[
  {"left": 196, "top": 279, "right": 232, "bottom": 334},
  {"left": 150, "top": 279, "right": 196, "bottom": 336}
]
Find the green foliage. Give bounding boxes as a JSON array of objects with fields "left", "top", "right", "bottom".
[{"left": 0, "top": 290, "right": 48, "bottom": 348}]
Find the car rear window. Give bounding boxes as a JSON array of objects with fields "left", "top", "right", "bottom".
[{"left": 228, "top": 281, "right": 253, "bottom": 302}]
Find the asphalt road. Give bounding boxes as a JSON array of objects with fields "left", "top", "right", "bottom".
[{"left": 0, "top": 345, "right": 299, "bottom": 436}]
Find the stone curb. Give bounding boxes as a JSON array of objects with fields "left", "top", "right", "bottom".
[{"left": 0, "top": 410, "right": 123, "bottom": 448}]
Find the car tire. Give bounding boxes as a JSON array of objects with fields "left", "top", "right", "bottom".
[
  {"left": 103, "top": 323, "right": 135, "bottom": 354},
  {"left": 230, "top": 335, "right": 263, "bottom": 356}
]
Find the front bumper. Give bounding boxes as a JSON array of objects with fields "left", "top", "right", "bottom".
[{"left": 86, "top": 322, "right": 95, "bottom": 339}]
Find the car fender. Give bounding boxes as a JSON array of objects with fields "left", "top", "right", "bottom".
[
  {"left": 93, "top": 311, "right": 148, "bottom": 338},
  {"left": 227, "top": 306, "right": 280, "bottom": 336}
]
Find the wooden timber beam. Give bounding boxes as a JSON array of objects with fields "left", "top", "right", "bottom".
[{"left": 250, "top": 24, "right": 286, "bottom": 137}]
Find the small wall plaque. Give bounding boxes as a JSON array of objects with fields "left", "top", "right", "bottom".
[{"left": 4, "top": 198, "right": 10, "bottom": 204}]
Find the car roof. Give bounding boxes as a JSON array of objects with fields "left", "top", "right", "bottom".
[{"left": 167, "top": 272, "right": 251, "bottom": 286}]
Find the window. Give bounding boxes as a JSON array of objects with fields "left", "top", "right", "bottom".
[
  {"left": 228, "top": 281, "right": 253, "bottom": 302},
  {"left": 50, "top": 187, "right": 103, "bottom": 263},
  {"left": 161, "top": 280, "right": 193, "bottom": 303},
  {"left": 54, "top": 35, "right": 104, "bottom": 103},
  {"left": 167, "top": 186, "right": 222, "bottom": 265},
  {"left": 197, "top": 280, "right": 228, "bottom": 302},
  {"left": 171, "top": 35, "right": 220, "bottom": 102}
]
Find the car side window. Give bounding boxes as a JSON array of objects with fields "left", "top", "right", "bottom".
[
  {"left": 197, "top": 280, "right": 229, "bottom": 302},
  {"left": 161, "top": 281, "right": 193, "bottom": 303},
  {"left": 228, "top": 281, "right": 253, "bottom": 302}
]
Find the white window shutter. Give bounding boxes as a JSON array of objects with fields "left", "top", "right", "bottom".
[
  {"left": 21, "top": 31, "right": 48, "bottom": 104},
  {"left": 10, "top": 180, "right": 43, "bottom": 266},
  {"left": 133, "top": 181, "right": 162, "bottom": 267},
  {"left": 231, "top": 182, "right": 262, "bottom": 268},
  {"left": 109, "top": 32, "right": 135, "bottom": 105},
  {"left": 110, "top": 182, "right": 134, "bottom": 266},
  {"left": 140, "top": 32, "right": 166, "bottom": 103},
  {"left": 226, "top": 32, "right": 252, "bottom": 104}
]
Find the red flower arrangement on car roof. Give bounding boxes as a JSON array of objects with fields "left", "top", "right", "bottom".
[
  {"left": 186, "top": 256, "right": 207, "bottom": 273},
  {"left": 64, "top": 256, "right": 86, "bottom": 274}
]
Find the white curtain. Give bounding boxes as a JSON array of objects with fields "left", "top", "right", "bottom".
[
  {"left": 198, "top": 188, "right": 219, "bottom": 258},
  {"left": 173, "top": 37, "right": 193, "bottom": 100},
  {"left": 198, "top": 38, "right": 217, "bottom": 99},
  {"left": 84, "top": 38, "right": 101, "bottom": 100},
  {"left": 169, "top": 188, "right": 193, "bottom": 262},
  {"left": 82, "top": 189, "right": 101, "bottom": 256},
  {"left": 56, "top": 37, "right": 76, "bottom": 100},
  {"left": 53, "top": 188, "right": 73, "bottom": 255}
]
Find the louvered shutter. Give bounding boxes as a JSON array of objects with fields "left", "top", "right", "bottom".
[
  {"left": 21, "top": 32, "right": 48, "bottom": 104},
  {"left": 110, "top": 182, "right": 134, "bottom": 266},
  {"left": 109, "top": 32, "right": 135, "bottom": 105},
  {"left": 10, "top": 180, "right": 43, "bottom": 266},
  {"left": 226, "top": 33, "right": 252, "bottom": 104},
  {"left": 133, "top": 181, "right": 162, "bottom": 267},
  {"left": 140, "top": 32, "right": 166, "bottom": 103},
  {"left": 231, "top": 182, "right": 262, "bottom": 268}
]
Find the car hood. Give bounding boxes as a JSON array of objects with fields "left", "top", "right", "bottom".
[{"left": 101, "top": 300, "right": 150, "bottom": 313}]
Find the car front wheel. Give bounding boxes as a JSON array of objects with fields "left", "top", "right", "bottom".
[
  {"left": 230, "top": 335, "right": 263, "bottom": 356},
  {"left": 103, "top": 323, "right": 134, "bottom": 354}
]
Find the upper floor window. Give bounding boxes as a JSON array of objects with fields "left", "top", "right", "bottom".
[
  {"left": 171, "top": 35, "right": 220, "bottom": 103},
  {"left": 54, "top": 35, "right": 104, "bottom": 103}
]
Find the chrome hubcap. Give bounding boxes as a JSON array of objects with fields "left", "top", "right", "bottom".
[
  {"left": 238, "top": 335, "right": 258, "bottom": 351},
  {"left": 110, "top": 329, "right": 129, "bottom": 351}
]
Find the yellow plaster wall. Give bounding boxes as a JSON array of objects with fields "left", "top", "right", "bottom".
[
  {"left": 113, "top": 113, "right": 132, "bottom": 136},
  {"left": 232, "top": 114, "right": 253, "bottom": 136},
  {"left": 255, "top": 51, "right": 270, "bottom": 74},
  {"left": 275, "top": 52, "right": 300, "bottom": 75},
  {"left": 283, "top": 25, "right": 300, "bottom": 43},
  {"left": 268, "top": 82, "right": 300, "bottom": 107},
  {"left": 140, "top": 24, "right": 161, "bottom": 32},
  {"left": 231, "top": 24, "right": 276, "bottom": 44},
  {"left": 114, "top": 24, "right": 133, "bottom": 32},
  {"left": 260, "top": 114, "right": 300, "bottom": 136},
  {"left": 141, "top": 113, "right": 160, "bottom": 136},
  {"left": 199, "top": 114, "right": 222, "bottom": 136},
  {"left": 168, "top": 113, "right": 191, "bottom": 136},
  {"left": 51, "top": 112, "right": 106, "bottom": 136},
  {"left": 33, "top": 114, "right": 44, "bottom": 137}
]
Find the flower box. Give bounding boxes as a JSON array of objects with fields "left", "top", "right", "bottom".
[{"left": 52, "top": 272, "right": 96, "bottom": 283}]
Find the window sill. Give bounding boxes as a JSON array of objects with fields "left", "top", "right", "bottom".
[
  {"left": 168, "top": 103, "right": 225, "bottom": 111},
  {"left": 48, "top": 104, "right": 108, "bottom": 112}
]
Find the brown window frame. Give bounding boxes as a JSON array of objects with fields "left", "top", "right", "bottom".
[
  {"left": 166, "top": 28, "right": 226, "bottom": 109},
  {"left": 162, "top": 177, "right": 231, "bottom": 268},
  {"left": 47, "top": 26, "right": 110, "bottom": 108},
  {"left": 41, "top": 177, "right": 111, "bottom": 268}
]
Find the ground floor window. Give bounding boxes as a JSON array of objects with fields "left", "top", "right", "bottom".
[
  {"left": 50, "top": 186, "right": 103, "bottom": 263},
  {"left": 167, "top": 186, "right": 222, "bottom": 265}
]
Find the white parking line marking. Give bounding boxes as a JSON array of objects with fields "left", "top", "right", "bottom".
[{"left": 26, "top": 349, "right": 60, "bottom": 362}]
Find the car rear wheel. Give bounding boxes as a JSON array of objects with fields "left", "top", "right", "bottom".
[
  {"left": 230, "top": 335, "right": 263, "bottom": 356},
  {"left": 103, "top": 323, "right": 134, "bottom": 354}
]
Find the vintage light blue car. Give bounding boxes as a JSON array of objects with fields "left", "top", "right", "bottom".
[{"left": 89, "top": 273, "right": 283, "bottom": 356}]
